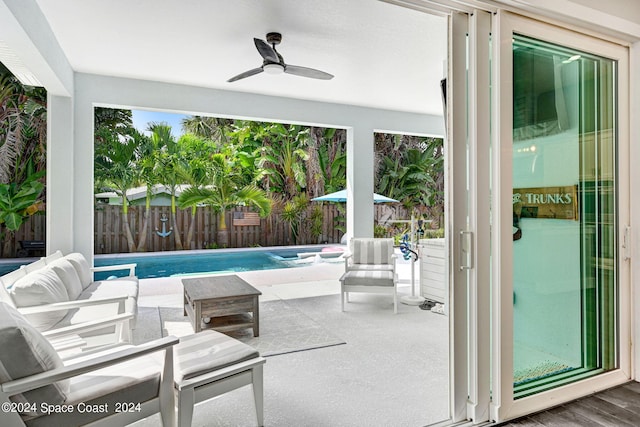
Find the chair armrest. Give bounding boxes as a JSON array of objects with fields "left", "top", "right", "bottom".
[
  {"left": 343, "top": 253, "right": 352, "bottom": 271},
  {"left": 49, "top": 335, "right": 87, "bottom": 353},
  {"left": 92, "top": 263, "right": 137, "bottom": 276},
  {"left": 42, "top": 312, "right": 134, "bottom": 339},
  {"left": 1, "top": 336, "right": 179, "bottom": 395},
  {"left": 17, "top": 295, "right": 129, "bottom": 315}
]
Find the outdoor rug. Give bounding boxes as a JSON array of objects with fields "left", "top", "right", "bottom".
[{"left": 134, "top": 300, "right": 346, "bottom": 357}]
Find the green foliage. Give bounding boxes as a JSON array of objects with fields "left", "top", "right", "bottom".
[
  {"left": 0, "top": 70, "right": 47, "bottom": 187},
  {"left": 177, "top": 151, "right": 272, "bottom": 231},
  {"left": 375, "top": 135, "right": 444, "bottom": 225},
  {"left": 231, "top": 121, "right": 311, "bottom": 198},
  {"left": 94, "top": 129, "right": 140, "bottom": 211},
  {"left": 0, "top": 172, "right": 45, "bottom": 231},
  {"left": 374, "top": 224, "right": 388, "bottom": 238},
  {"left": 309, "top": 206, "right": 324, "bottom": 241},
  {"left": 422, "top": 228, "right": 445, "bottom": 239},
  {"left": 280, "top": 194, "right": 310, "bottom": 244}
]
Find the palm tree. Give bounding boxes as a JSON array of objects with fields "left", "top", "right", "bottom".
[
  {"left": 148, "top": 122, "right": 184, "bottom": 250},
  {"left": 133, "top": 131, "right": 157, "bottom": 252},
  {"left": 94, "top": 130, "right": 139, "bottom": 252},
  {"left": 181, "top": 116, "right": 233, "bottom": 149},
  {"left": 174, "top": 134, "right": 219, "bottom": 249},
  {"left": 178, "top": 153, "right": 271, "bottom": 248}
]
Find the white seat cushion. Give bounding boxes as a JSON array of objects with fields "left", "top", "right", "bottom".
[
  {"left": 24, "top": 347, "right": 162, "bottom": 427},
  {"left": 63, "top": 253, "right": 93, "bottom": 289},
  {"left": 351, "top": 238, "right": 395, "bottom": 265},
  {"left": 340, "top": 270, "right": 395, "bottom": 286},
  {"left": 0, "top": 303, "right": 69, "bottom": 416},
  {"left": 53, "top": 279, "right": 139, "bottom": 331},
  {"left": 9, "top": 268, "right": 70, "bottom": 330},
  {"left": 346, "top": 264, "right": 394, "bottom": 272},
  {"left": 174, "top": 330, "right": 259, "bottom": 383},
  {"left": 48, "top": 258, "right": 84, "bottom": 300}
]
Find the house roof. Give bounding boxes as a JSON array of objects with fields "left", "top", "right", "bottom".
[{"left": 95, "top": 184, "right": 190, "bottom": 201}]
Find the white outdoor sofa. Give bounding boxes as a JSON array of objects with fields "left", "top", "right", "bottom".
[{"left": 0, "top": 251, "right": 138, "bottom": 344}]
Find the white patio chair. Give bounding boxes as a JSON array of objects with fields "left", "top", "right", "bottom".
[
  {"left": 340, "top": 238, "right": 398, "bottom": 313},
  {"left": 0, "top": 302, "right": 177, "bottom": 427},
  {"left": 173, "top": 330, "right": 265, "bottom": 427}
]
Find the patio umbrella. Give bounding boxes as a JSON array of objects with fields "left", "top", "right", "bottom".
[{"left": 311, "top": 189, "right": 398, "bottom": 203}]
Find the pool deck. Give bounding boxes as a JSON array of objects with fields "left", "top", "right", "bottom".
[{"left": 138, "top": 251, "right": 421, "bottom": 307}]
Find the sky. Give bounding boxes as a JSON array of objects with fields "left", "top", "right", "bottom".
[{"left": 131, "top": 109, "right": 189, "bottom": 138}]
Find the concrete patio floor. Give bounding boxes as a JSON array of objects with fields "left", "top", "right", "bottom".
[{"left": 130, "top": 253, "right": 450, "bottom": 426}]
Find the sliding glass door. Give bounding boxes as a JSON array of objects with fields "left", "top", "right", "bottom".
[
  {"left": 492, "top": 11, "right": 630, "bottom": 421},
  {"left": 512, "top": 34, "right": 617, "bottom": 397}
]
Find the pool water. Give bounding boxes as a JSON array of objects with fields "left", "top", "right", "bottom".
[
  {"left": 94, "top": 250, "right": 294, "bottom": 279},
  {"left": 0, "top": 246, "right": 342, "bottom": 280}
]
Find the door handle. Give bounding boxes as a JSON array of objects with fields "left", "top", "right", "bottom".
[
  {"left": 460, "top": 230, "right": 474, "bottom": 270},
  {"left": 623, "top": 225, "right": 631, "bottom": 260}
]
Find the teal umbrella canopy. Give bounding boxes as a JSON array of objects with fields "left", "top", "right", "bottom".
[{"left": 311, "top": 189, "right": 398, "bottom": 203}]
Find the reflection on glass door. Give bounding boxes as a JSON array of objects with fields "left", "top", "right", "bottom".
[{"left": 511, "top": 35, "right": 617, "bottom": 398}]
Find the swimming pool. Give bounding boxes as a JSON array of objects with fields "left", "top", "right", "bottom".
[{"left": 0, "top": 245, "right": 344, "bottom": 279}]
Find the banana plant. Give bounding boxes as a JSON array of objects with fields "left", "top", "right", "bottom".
[{"left": 0, "top": 172, "right": 45, "bottom": 256}]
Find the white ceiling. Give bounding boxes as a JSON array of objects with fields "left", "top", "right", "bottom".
[{"left": 34, "top": 0, "right": 447, "bottom": 115}]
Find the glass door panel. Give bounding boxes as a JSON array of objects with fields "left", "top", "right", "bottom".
[{"left": 511, "top": 35, "right": 617, "bottom": 398}]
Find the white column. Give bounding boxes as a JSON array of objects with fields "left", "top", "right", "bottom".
[
  {"left": 346, "top": 126, "right": 375, "bottom": 239},
  {"left": 46, "top": 94, "right": 74, "bottom": 255},
  {"left": 72, "top": 91, "right": 95, "bottom": 263}
]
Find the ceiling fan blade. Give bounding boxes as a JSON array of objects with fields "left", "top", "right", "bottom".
[
  {"left": 254, "top": 38, "right": 279, "bottom": 63},
  {"left": 227, "top": 67, "right": 263, "bottom": 82},
  {"left": 284, "top": 65, "right": 334, "bottom": 80}
]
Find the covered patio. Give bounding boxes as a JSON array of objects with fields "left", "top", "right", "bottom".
[
  {"left": 0, "top": 0, "right": 447, "bottom": 263},
  {"left": 2, "top": 0, "right": 640, "bottom": 426},
  {"left": 130, "top": 256, "right": 449, "bottom": 426}
]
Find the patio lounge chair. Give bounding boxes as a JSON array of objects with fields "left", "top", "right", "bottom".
[
  {"left": 340, "top": 238, "right": 398, "bottom": 313},
  {"left": 0, "top": 302, "right": 177, "bottom": 427},
  {"left": 0, "top": 301, "right": 266, "bottom": 427}
]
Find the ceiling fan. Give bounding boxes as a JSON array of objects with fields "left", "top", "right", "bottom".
[{"left": 227, "top": 32, "right": 334, "bottom": 82}]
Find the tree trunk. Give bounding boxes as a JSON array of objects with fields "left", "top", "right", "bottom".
[
  {"left": 216, "top": 211, "right": 228, "bottom": 248},
  {"left": 171, "top": 195, "right": 183, "bottom": 250},
  {"left": 307, "top": 127, "right": 324, "bottom": 198},
  {"left": 2, "top": 227, "right": 13, "bottom": 257},
  {"left": 122, "top": 213, "right": 136, "bottom": 253},
  {"left": 185, "top": 207, "right": 196, "bottom": 250},
  {"left": 136, "top": 207, "right": 150, "bottom": 252}
]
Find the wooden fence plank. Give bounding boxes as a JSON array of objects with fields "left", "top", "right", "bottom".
[{"left": 3, "top": 203, "right": 413, "bottom": 257}]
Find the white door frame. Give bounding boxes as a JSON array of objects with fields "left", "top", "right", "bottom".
[
  {"left": 447, "top": 11, "right": 470, "bottom": 423},
  {"left": 490, "top": 10, "right": 631, "bottom": 422},
  {"left": 448, "top": 9, "right": 492, "bottom": 423},
  {"left": 467, "top": 9, "right": 492, "bottom": 424}
]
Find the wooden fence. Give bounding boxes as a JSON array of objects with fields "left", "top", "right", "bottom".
[{"left": 1, "top": 204, "right": 411, "bottom": 257}]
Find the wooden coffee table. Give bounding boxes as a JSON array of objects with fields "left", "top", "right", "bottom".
[{"left": 182, "top": 275, "right": 261, "bottom": 336}]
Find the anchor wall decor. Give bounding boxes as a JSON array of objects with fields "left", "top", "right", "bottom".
[{"left": 155, "top": 213, "right": 173, "bottom": 238}]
